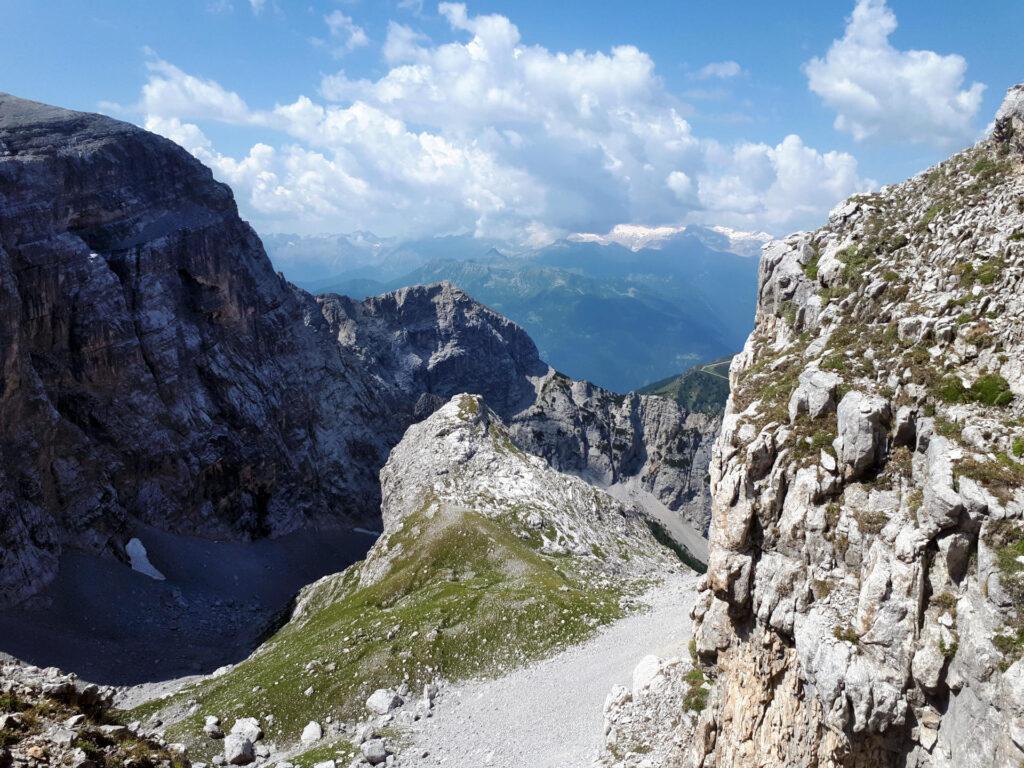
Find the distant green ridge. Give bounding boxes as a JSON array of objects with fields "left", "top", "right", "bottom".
[{"left": 637, "top": 356, "right": 733, "bottom": 415}]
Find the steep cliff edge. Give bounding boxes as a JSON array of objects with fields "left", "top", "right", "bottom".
[
  {"left": 686, "top": 86, "right": 1024, "bottom": 768},
  {"left": 0, "top": 93, "right": 716, "bottom": 607},
  {"left": 599, "top": 86, "right": 1024, "bottom": 768}
]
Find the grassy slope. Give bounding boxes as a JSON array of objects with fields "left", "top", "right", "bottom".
[
  {"left": 134, "top": 506, "right": 626, "bottom": 759},
  {"left": 638, "top": 356, "right": 732, "bottom": 414}
]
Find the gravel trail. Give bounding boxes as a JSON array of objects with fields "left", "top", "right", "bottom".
[{"left": 401, "top": 570, "right": 700, "bottom": 768}]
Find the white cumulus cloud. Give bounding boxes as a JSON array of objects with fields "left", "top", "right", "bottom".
[
  {"left": 324, "top": 10, "right": 369, "bottom": 54},
  {"left": 132, "top": 5, "right": 870, "bottom": 241},
  {"left": 805, "top": 0, "right": 984, "bottom": 146},
  {"left": 695, "top": 60, "right": 742, "bottom": 80}
]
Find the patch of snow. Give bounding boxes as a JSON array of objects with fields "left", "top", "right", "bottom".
[{"left": 126, "top": 538, "right": 166, "bottom": 581}]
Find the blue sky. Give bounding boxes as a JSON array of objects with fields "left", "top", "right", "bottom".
[{"left": 3, "top": 0, "right": 1021, "bottom": 241}]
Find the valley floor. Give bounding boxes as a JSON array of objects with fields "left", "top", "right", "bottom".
[
  {"left": 397, "top": 571, "right": 700, "bottom": 768},
  {"left": 0, "top": 525, "right": 374, "bottom": 685}
]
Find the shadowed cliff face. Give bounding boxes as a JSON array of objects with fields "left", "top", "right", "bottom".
[{"left": 0, "top": 93, "right": 719, "bottom": 607}]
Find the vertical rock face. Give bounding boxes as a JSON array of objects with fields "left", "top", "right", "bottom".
[
  {"left": 682, "top": 86, "right": 1024, "bottom": 768},
  {"left": 507, "top": 375, "right": 720, "bottom": 534},
  {"left": 0, "top": 93, "right": 718, "bottom": 606}
]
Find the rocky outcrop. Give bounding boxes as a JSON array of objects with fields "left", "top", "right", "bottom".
[
  {"left": 346, "top": 393, "right": 676, "bottom": 592},
  {"left": 682, "top": 86, "right": 1024, "bottom": 768},
  {"left": 0, "top": 93, "right": 715, "bottom": 606},
  {"left": 508, "top": 374, "right": 720, "bottom": 535},
  {"left": 604, "top": 86, "right": 1024, "bottom": 767},
  {"left": 142, "top": 394, "right": 686, "bottom": 757},
  {"left": 0, "top": 659, "right": 185, "bottom": 768}
]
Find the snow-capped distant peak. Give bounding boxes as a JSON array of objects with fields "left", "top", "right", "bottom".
[
  {"left": 568, "top": 223, "right": 772, "bottom": 256},
  {"left": 569, "top": 224, "right": 685, "bottom": 251},
  {"left": 707, "top": 225, "right": 773, "bottom": 245}
]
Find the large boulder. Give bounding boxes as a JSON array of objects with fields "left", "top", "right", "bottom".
[
  {"left": 788, "top": 367, "right": 842, "bottom": 422},
  {"left": 365, "top": 689, "right": 403, "bottom": 715},
  {"left": 360, "top": 739, "right": 388, "bottom": 765},
  {"left": 228, "top": 718, "right": 262, "bottom": 743},
  {"left": 299, "top": 721, "right": 322, "bottom": 742},
  {"left": 833, "top": 391, "right": 891, "bottom": 479},
  {"left": 223, "top": 736, "right": 253, "bottom": 766}
]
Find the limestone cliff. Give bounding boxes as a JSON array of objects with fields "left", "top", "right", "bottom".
[
  {"left": 0, "top": 93, "right": 716, "bottom": 606},
  {"left": 688, "top": 86, "right": 1024, "bottom": 768},
  {"left": 602, "top": 85, "right": 1024, "bottom": 768}
]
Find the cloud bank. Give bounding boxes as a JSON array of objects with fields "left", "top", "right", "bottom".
[
  {"left": 136, "top": 3, "right": 872, "bottom": 241},
  {"left": 805, "top": 0, "right": 984, "bottom": 147}
]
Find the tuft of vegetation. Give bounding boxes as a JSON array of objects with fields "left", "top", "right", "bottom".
[
  {"left": 1012, "top": 437, "right": 1024, "bottom": 459},
  {"left": 803, "top": 252, "right": 821, "bottom": 281},
  {"left": 290, "top": 741, "right": 358, "bottom": 768},
  {"left": 855, "top": 509, "right": 889, "bottom": 535},
  {"left": 970, "top": 157, "right": 1012, "bottom": 185},
  {"left": 958, "top": 453, "right": 1024, "bottom": 504},
  {"left": 934, "top": 374, "right": 1014, "bottom": 407},
  {"left": 932, "top": 590, "right": 957, "bottom": 613},
  {"left": 682, "top": 666, "right": 709, "bottom": 712},
  {"left": 790, "top": 413, "right": 837, "bottom": 465},
  {"left": 976, "top": 259, "right": 1004, "bottom": 286},
  {"left": 922, "top": 204, "right": 943, "bottom": 225},
  {"left": 986, "top": 521, "right": 1024, "bottom": 665},
  {"left": 457, "top": 394, "right": 480, "bottom": 418},
  {"left": 833, "top": 624, "right": 860, "bottom": 644},
  {"left": 939, "top": 635, "right": 959, "bottom": 661}
]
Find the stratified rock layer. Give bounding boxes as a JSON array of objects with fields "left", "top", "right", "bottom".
[{"left": 0, "top": 93, "right": 717, "bottom": 605}]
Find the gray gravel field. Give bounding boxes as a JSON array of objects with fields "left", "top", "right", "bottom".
[{"left": 400, "top": 571, "right": 700, "bottom": 768}]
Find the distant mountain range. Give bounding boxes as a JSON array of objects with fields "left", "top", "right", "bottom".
[{"left": 264, "top": 226, "right": 765, "bottom": 393}]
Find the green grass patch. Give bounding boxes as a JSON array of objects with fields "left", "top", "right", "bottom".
[
  {"left": 918, "top": 203, "right": 945, "bottom": 230},
  {"left": 136, "top": 508, "right": 625, "bottom": 757},
  {"left": 290, "top": 740, "right": 357, "bottom": 768},
  {"left": 790, "top": 413, "right": 837, "bottom": 465},
  {"left": 803, "top": 252, "right": 820, "bottom": 281},
  {"left": 644, "top": 519, "right": 706, "bottom": 574},
  {"left": 682, "top": 666, "right": 709, "bottom": 712},
  {"left": 934, "top": 374, "right": 1013, "bottom": 407},
  {"left": 977, "top": 260, "right": 1003, "bottom": 286},
  {"left": 971, "top": 157, "right": 1012, "bottom": 184},
  {"left": 457, "top": 394, "right": 480, "bottom": 418},
  {"left": 638, "top": 356, "right": 731, "bottom": 416},
  {"left": 986, "top": 521, "right": 1024, "bottom": 665}
]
